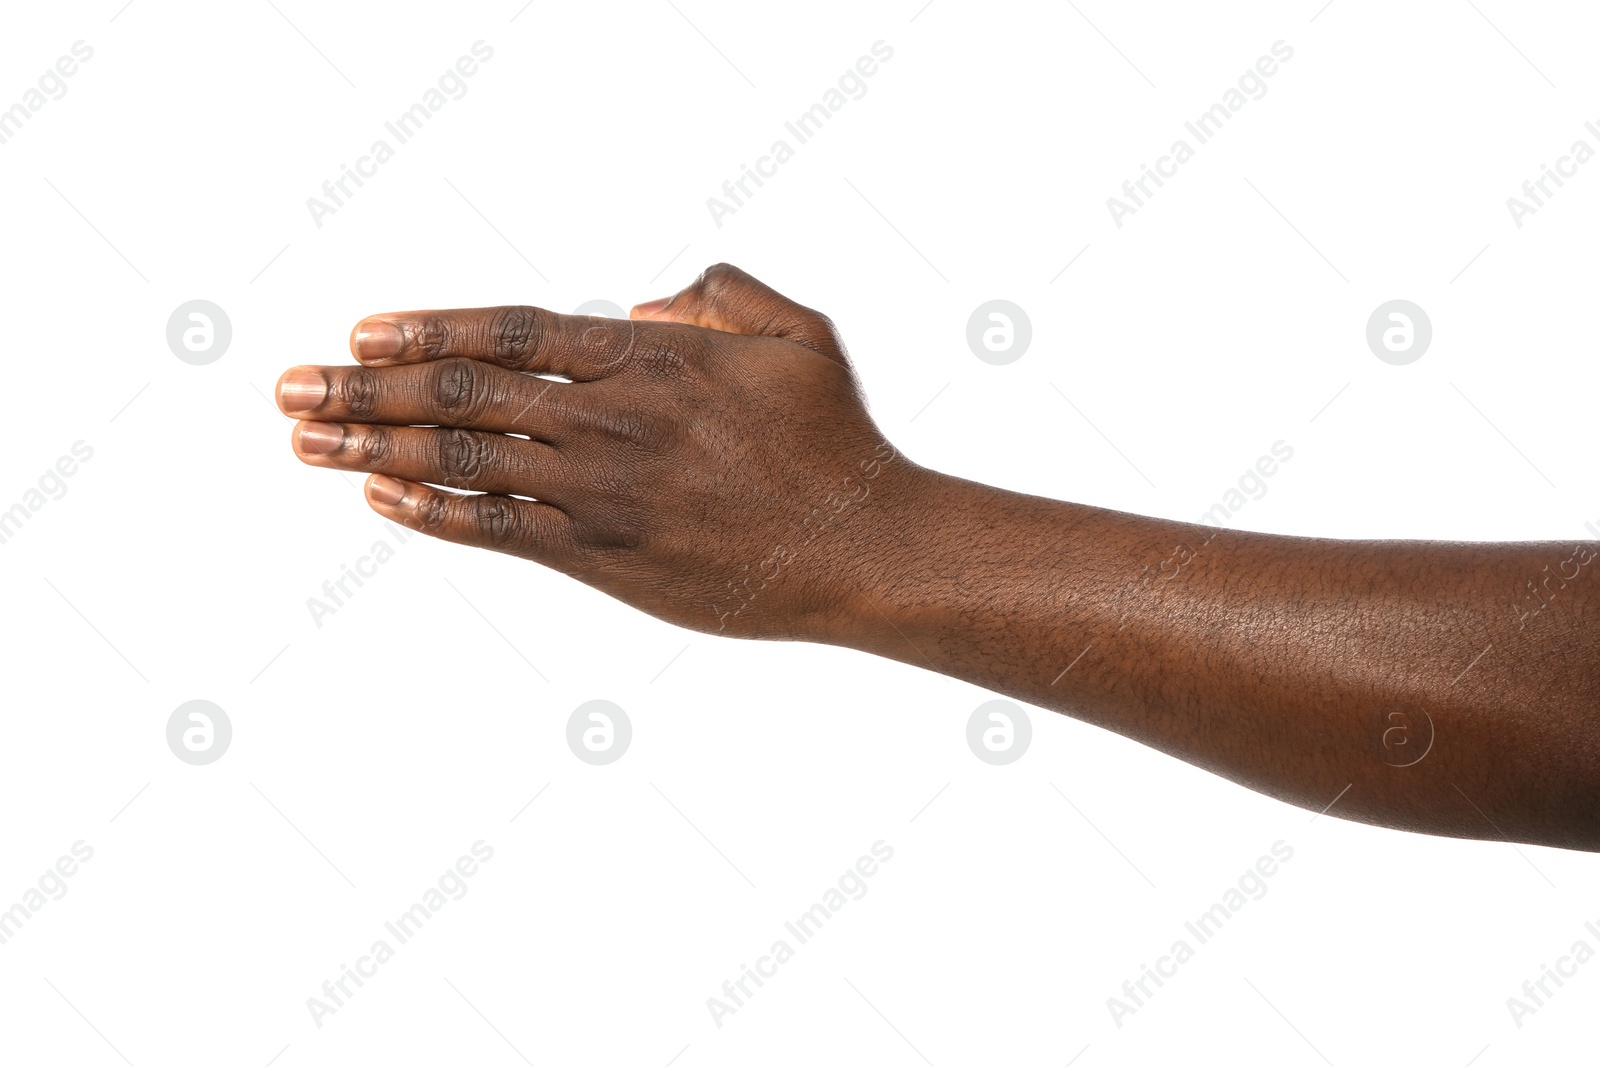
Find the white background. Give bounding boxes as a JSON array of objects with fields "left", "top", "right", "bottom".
[{"left": 1, "top": 1, "right": 1596, "bottom": 1064}]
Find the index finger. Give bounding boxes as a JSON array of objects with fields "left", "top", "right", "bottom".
[{"left": 350, "top": 305, "right": 644, "bottom": 380}]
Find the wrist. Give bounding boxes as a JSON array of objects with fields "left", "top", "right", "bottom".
[
  {"left": 819, "top": 465, "right": 1120, "bottom": 672},
  {"left": 815, "top": 459, "right": 983, "bottom": 655}
]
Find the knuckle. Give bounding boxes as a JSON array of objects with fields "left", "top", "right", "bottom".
[
  {"left": 416, "top": 490, "right": 451, "bottom": 531},
  {"left": 430, "top": 358, "right": 490, "bottom": 422},
  {"left": 438, "top": 428, "right": 490, "bottom": 486},
  {"left": 489, "top": 305, "right": 543, "bottom": 367},
  {"left": 339, "top": 368, "right": 382, "bottom": 419},
  {"left": 473, "top": 496, "right": 527, "bottom": 548},
  {"left": 802, "top": 311, "right": 850, "bottom": 360},
  {"left": 351, "top": 425, "right": 393, "bottom": 466},
  {"left": 696, "top": 262, "right": 742, "bottom": 300},
  {"left": 810, "top": 311, "right": 843, "bottom": 345},
  {"left": 417, "top": 317, "right": 452, "bottom": 360}
]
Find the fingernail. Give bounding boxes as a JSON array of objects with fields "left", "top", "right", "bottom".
[
  {"left": 297, "top": 421, "right": 344, "bottom": 455},
  {"left": 353, "top": 318, "right": 405, "bottom": 362},
  {"left": 277, "top": 369, "right": 327, "bottom": 413},
  {"left": 367, "top": 474, "right": 407, "bottom": 506},
  {"left": 631, "top": 296, "right": 672, "bottom": 318}
]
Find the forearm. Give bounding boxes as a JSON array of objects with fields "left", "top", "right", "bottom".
[{"left": 835, "top": 468, "right": 1600, "bottom": 851}]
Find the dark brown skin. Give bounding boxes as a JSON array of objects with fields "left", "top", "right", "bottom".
[{"left": 277, "top": 264, "right": 1600, "bottom": 853}]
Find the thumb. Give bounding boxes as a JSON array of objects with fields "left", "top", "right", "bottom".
[{"left": 631, "top": 263, "right": 849, "bottom": 364}]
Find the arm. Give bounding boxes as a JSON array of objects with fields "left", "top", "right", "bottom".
[
  {"left": 277, "top": 264, "right": 1600, "bottom": 852},
  {"left": 843, "top": 479, "right": 1600, "bottom": 852}
]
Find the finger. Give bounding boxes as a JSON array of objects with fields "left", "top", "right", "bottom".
[
  {"left": 631, "top": 262, "right": 848, "bottom": 363},
  {"left": 364, "top": 474, "right": 575, "bottom": 565},
  {"left": 350, "top": 304, "right": 642, "bottom": 380},
  {"left": 292, "top": 421, "right": 571, "bottom": 503},
  {"left": 276, "top": 359, "right": 578, "bottom": 440}
]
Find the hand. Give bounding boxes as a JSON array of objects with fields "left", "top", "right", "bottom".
[{"left": 276, "top": 264, "right": 932, "bottom": 640}]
